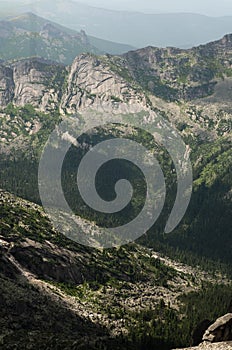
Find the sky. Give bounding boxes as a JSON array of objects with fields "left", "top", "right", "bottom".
[
  {"left": 75, "top": 0, "right": 232, "bottom": 16},
  {"left": 2, "top": 0, "right": 232, "bottom": 17}
]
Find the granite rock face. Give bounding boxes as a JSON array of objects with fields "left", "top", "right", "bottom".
[
  {"left": 0, "top": 58, "right": 66, "bottom": 111},
  {"left": 0, "top": 54, "right": 150, "bottom": 114},
  {"left": 203, "top": 314, "right": 232, "bottom": 343},
  {"left": 12, "top": 58, "right": 65, "bottom": 111},
  {"left": 0, "top": 64, "right": 14, "bottom": 107},
  {"left": 1, "top": 33, "right": 232, "bottom": 115},
  {"left": 60, "top": 54, "right": 148, "bottom": 114}
]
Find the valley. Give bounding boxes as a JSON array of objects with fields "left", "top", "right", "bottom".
[{"left": 0, "top": 8, "right": 231, "bottom": 349}]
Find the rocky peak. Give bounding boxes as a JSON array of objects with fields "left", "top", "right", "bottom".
[
  {"left": 122, "top": 34, "right": 232, "bottom": 101},
  {"left": 61, "top": 53, "right": 148, "bottom": 114},
  {"left": 1, "top": 31, "right": 232, "bottom": 114},
  {"left": 79, "top": 29, "right": 89, "bottom": 45},
  {"left": 193, "top": 33, "right": 232, "bottom": 59},
  {"left": 209, "top": 33, "right": 232, "bottom": 50},
  {"left": 221, "top": 34, "right": 232, "bottom": 46}
]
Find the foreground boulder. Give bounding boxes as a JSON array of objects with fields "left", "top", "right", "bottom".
[
  {"left": 203, "top": 313, "right": 232, "bottom": 343},
  {"left": 174, "top": 314, "right": 232, "bottom": 349}
]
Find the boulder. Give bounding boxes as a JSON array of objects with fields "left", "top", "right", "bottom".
[{"left": 203, "top": 313, "right": 232, "bottom": 343}]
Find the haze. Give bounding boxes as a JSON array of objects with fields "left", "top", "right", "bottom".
[
  {"left": 77, "top": 0, "right": 232, "bottom": 16},
  {"left": 2, "top": 0, "right": 232, "bottom": 17}
]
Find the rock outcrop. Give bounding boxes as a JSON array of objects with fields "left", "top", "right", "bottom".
[
  {"left": 12, "top": 58, "right": 65, "bottom": 111},
  {"left": 61, "top": 54, "right": 148, "bottom": 114},
  {"left": 0, "top": 64, "right": 14, "bottom": 106},
  {"left": 0, "top": 58, "right": 66, "bottom": 111},
  {"left": 0, "top": 54, "right": 150, "bottom": 114},
  {"left": 174, "top": 314, "right": 232, "bottom": 350},
  {"left": 203, "top": 314, "right": 232, "bottom": 343},
  {"left": 175, "top": 342, "right": 232, "bottom": 349}
]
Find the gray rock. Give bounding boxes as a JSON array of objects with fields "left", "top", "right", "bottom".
[
  {"left": 0, "top": 64, "right": 14, "bottom": 107},
  {"left": 203, "top": 313, "right": 232, "bottom": 343},
  {"left": 174, "top": 341, "right": 232, "bottom": 349},
  {"left": 60, "top": 54, "right": 149, "bottom": 115}
]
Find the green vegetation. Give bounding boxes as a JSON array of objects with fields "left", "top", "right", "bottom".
[
  {"left": 0, "top": 34, "right": 232, "bottom": 349},
  {"left": 125, "top": 282, "right": 232, "bottom": 349},
  {"left": 1, "top": 188, "right": 231, "bottom": 350},
  {"left": 111, "top": 95, "right": 123, "bottom": 103},
  {"left": 46, "top": 275, "right": 232, "bottom": 349},
  {"left": 0, "top": 104, "right": 231, "bottom": 273}
]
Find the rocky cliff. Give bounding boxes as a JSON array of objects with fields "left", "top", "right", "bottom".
[
  {"left": 61, "top": 54, "right": 148, "bottom": 114},
  {"left": 0, "top": 54, "right": 149, "bottom": 114},
  {"left": 0, "top": 58, "right": 66, "bottom": 111},
  {"left": 1, "top": 33, "right": 232, "bottom": 119}
]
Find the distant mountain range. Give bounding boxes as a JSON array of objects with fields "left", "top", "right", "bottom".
[
  {"left": 0, "top": 12, "right": 135, "bottom": 64},
  {"left": 3, "top": 0, "right": 232, "bottom": 49}
]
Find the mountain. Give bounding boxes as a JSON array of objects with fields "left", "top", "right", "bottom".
[
  {"left": 1, "top": 33, "right": 232, "bottom": 114},
  {"left": 14, "top": 0, "right": 232, "bottom": 48},
  {"left": 122, "top": 34, "right": 232, "bottom": 101},
  {"left": 0, "top": 33, "right": 231, "bottom": 262},
  {"left": 0, "top": 34, "right": 232, "bottom": 349},
  {"left": 0, "top": 13, "right": 134, "bottom": 64},
  {"left": 9, "top": 12, "right": 135, "bottom": 54},
  {"left": 0, "top": 189, "right": 231, "bottom": 349}
]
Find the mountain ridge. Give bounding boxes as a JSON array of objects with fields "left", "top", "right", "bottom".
[
  {"left": 1, "top": 32, "right": 232, "bottom": 113},
  {"left": 0, "top": 29, "right": 232, "bottom": 349},
  {"left": 0, "top": 12, "right": 135, "bottom": 65},
  {"left": 15, "top": 0, "right": 232, "bottom": 48}
]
